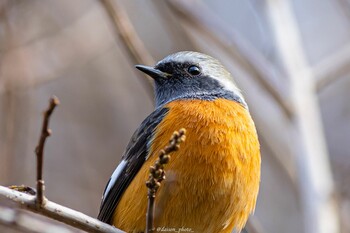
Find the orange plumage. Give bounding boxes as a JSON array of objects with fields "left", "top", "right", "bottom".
[{"left": 113, "top": 98, "right": 260, "bottom": 233}]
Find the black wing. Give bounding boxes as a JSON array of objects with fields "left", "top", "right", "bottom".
[{"left": 97, "top": 107, "right": 169, "bottom": 223}]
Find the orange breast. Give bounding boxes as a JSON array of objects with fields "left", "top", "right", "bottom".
[{"left": 113, "top": 99, "right": 260, "bottom": 233}]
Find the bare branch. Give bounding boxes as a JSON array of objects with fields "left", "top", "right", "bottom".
[
  {"left": 34, "top": 96, "right": 59, "bottom": 207},
  {"left": 265, "top": 1, "right": 340, "bottom": 232},
  {"left": 314, "top": 43, "right": 350, "bottom": 91},
  {"left": 0, "top": 205, "right": 77, "bottom": 233},
  {"left": 99, "top": 0, "right": 155, "bottom": 98},
  {"left": 145, "top": 129, "right": 186, "bottom": 233},
  {"left": 0, "top": 186, "right": 125, "bottom": 233},
  {"left": 166, "top": 0, "right": 294, "bottom": 118},
  {"left": 0, "top": 97, "right": 125, "bottom": 233}
]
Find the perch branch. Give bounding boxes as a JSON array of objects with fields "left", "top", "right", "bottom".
[
  {"left": 0, "top": 186, "right": 124, "bottom": 233},
  {"left": 34, "top": 96, "right": 59, "bottom": 207},
  {"left": 0, "top": 96, "right": 125, "bottom": 233},
  {"left": 145, "top": 129, "right": 187, "bottom": 233}
]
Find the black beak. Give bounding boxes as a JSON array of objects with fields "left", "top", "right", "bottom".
[{"left": 135, "top": 65, "right": 169, "bottom": 80}]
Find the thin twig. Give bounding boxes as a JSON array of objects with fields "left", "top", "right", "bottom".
[
  {"left": 99, "top": 0, "right": 155, "bottom": 98},
  {"left": 34, "top": 96, "right": 59, "bottom": 207},
  {"left": 0, "top": 186, "right": 125, "bottom": 233},
  {"left": 145, "top": 129, "right": 186, "bottom": 233}
]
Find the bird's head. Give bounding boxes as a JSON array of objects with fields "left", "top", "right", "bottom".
[{"left": 135, "top": 51, "right": 246, "bottom": 108}]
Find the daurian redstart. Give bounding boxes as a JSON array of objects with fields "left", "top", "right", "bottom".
[{"left": 98, "top": 51, "right": 260, "bottom": 233}]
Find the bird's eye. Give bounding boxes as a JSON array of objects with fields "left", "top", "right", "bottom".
[{"left": 187, "top": 65, "right": 201, "bottom": 76}]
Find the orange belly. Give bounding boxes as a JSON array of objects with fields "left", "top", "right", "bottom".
[{"left": 113, "top": 99, "right": 261, "bottom": 233}]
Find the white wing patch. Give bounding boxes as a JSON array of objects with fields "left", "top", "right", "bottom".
[{"left": 102, "top": 160, "right": 127, "bottom": 201}]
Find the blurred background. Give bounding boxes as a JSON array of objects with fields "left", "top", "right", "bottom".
[{"left": 0, "top": 0, "right": 349, "bottom": 233}]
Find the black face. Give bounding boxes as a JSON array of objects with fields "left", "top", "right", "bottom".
[{"left": 152, "top": 61, "right": 244, "bottom": 107}]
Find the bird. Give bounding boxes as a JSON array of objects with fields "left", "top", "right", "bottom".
[{"left": 97, "top": 51, "right": 261, "bottom": 233}]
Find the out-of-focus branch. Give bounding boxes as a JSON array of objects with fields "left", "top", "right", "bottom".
[
  {"left": 266, "top": 1, "right": 340, "bottom": 233},
  {"left": 150, "top": 1, "right": 195, "bottom": 50},
  {"left": 99, "top": 0, "right": 155, "bottom": 98},
  {"left": 0, "top": 186, "right": 124, "bottom": 233},
  {"left": 145, "top": 129, "right": 186, "bottom": 233},
  {"left": 314, "top": 43, "right": 350, "bottom": 91},
  {"left": 336, "top": 0, "right": 350, "bottom": 20},
  {"left": 167, "top": 0, "right": 294, "bottom": 118},
  {"left": 0, "top": 205, "right": 76, "bottom": 233},
  {"left": 34, "top": 96, "right": 59, "bottom": 207}
]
